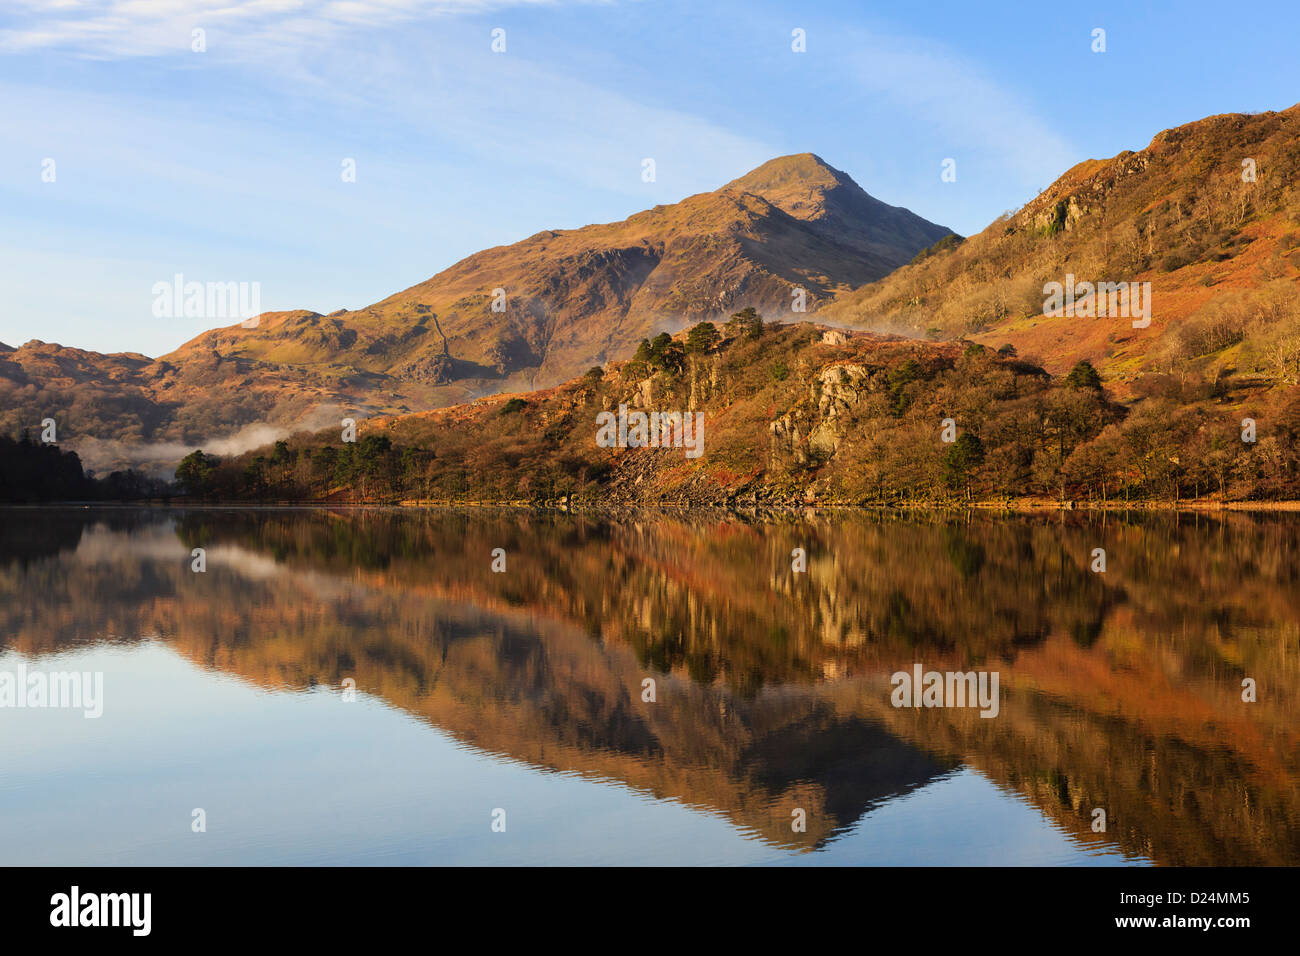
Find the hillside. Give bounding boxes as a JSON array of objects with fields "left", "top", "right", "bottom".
[
  {"left": 821, "top": 106, "right": 1300, "bottom": 391},
  {"left": 180, "top": 302, "right": 1300, "bottom": 506},
  {"left": 0, "top": 155, "right": 951, "bottom": 471}
]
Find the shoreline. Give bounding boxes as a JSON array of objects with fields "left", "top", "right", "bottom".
[{"left": 10, "top": 497, "right": 1300, "bottom": 514}]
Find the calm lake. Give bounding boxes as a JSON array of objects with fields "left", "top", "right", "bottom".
[{"left": 1, "top": 506, "right": 1296, "bottom": 866}]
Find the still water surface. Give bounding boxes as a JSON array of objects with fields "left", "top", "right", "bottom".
[{"left": 2, "top": 506, "right": 1296, "bottom": 865}]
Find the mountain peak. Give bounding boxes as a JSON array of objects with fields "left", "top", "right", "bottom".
[
  {"left": 721, "top": 153, "right": 953, "bottom": 251},
  {"left": 725, "top": 153, "right": 853, "bottom": 197}
]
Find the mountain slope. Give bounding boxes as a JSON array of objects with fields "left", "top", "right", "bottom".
[
  {"left": 0, "top": 155, "right": 951, "bottom": 469},
  {"left": 821, "top": 105, "right": 1300, "bottom": 388},
  {"left": 171, "top": 152, "right": 950, "bottom": 387}
]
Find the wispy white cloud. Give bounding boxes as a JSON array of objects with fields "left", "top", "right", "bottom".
[
  {"left": 286, "top": 35, "right": 775, "bottom": 200},
  {"left": 839, "top": 27, "right": 1076, "bottom": 189},
  {"left": 0, "top": 0, "right": 571, "bottom": 57}
]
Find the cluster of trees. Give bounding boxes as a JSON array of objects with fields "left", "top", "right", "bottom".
[
  {"left": 0, "top": 432, "right": 169, "bottom": 501},
  {"left": 630, "top": 332, "right": 686, "bottom": 374},
  {"left": 0, "top": 434, "right": 93, "bottom": 501},
  {"left": 804, "top": 341, "right": 1300, "bottom": 505},
  {"left": 794, "top": 345, "right": 1126, "bottom": 504},
  {"left": 175, "top": 435, "right": 433, "bottom": 500},
  {"left": 625, "top": 318, "right": 735, "bottom": 378},
  {"left": 1157, "top": 279, "right": 1300, "bottom": 385}
]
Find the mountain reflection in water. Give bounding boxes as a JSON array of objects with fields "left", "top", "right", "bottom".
[{"left": 1, "top": 506, "right": 1296, "bottom": 865}]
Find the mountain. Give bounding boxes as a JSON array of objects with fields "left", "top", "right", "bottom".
[
  {"left": 820, "top": 105, "right": 1300, "bottom": 389},
  {"left": 0, "top": 155, "right": 952, "bottom": 470},
  {"left": 20, "top": 101, "right": 1300, "bottom": 485},
  {"left": 340, "top": 152, "right": 951, "bottom": 386}
]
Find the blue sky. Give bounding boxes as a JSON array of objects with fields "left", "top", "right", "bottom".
[{"left": 1, "top": 0, "right": 1297, "bottom": 357}]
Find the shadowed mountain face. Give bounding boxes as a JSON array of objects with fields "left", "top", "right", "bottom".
[
  {"left": 0, "top": 156, "right": 952, "bottom": 471},
  {"left": 4, "top": 506, "right": 1299, "bottom": 862}
]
